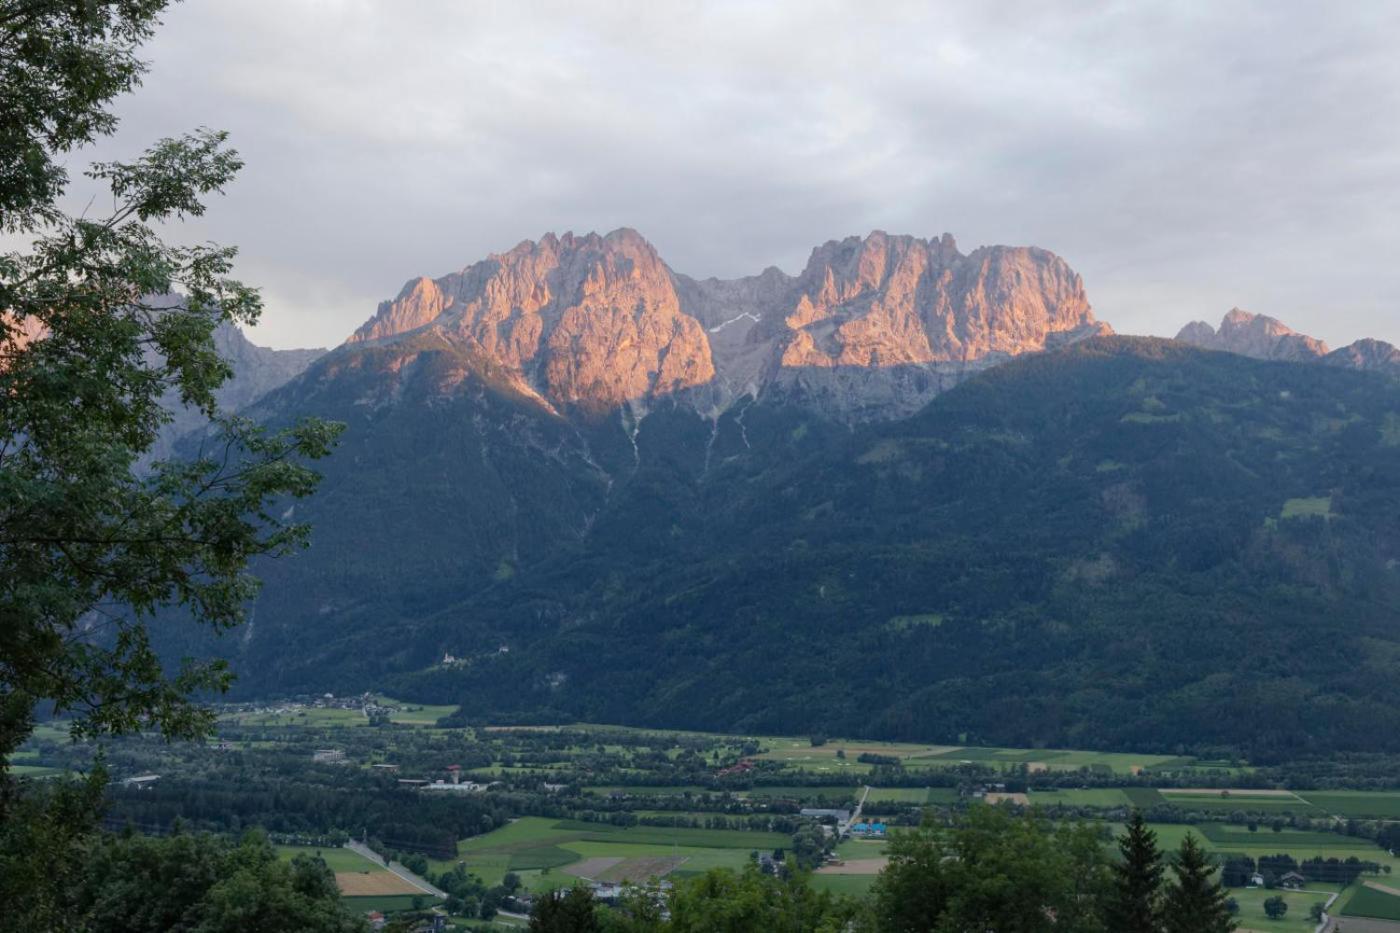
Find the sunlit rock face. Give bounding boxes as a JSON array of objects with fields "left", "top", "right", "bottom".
[
  {"left": 349, "top": 228, "right": 713, "bottom": 412},
  {"left": 757, "top": 231, "right": 1108, "bottom": 418},
  {"left": 345, "top": 227, "right": 1109, "bottom": 420},
  {"left": 1176, "top": 308, "right": 1330, "bottom": 362}
]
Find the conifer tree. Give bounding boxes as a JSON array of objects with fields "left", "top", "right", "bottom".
[
  {"left": 1163, "top": 833, "right": 1237, "bottom": 933},
  {"left": 1107, "top": 810, "right": 1165, "bottom": 933}
]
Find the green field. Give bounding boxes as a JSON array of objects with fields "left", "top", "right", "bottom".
[
  {"left": 917, "top": 746, "right": 1184, "bottom": 775},
  {"left": 276, "top": 845, "right": 384, "bottom": 873},
  {"left": 1300, "top": 791, "right": 1400, "bottom": 819},
  {"left": 583, "top": 785, "right": 711, "bottom": 797},
  {"left": 1342, "top": 885, "right": 1400, "bottom": 922},
  {"left": 443, "top": 817, "right": 788, "bottom": 890},
  {"left": 866, "top": 787, "right": 931, "bottom": 804},
  {"left": 1158, "top": 789, "right": 1323, "bottom": 815},
  {"left": 1027, "top": 788, "right": 1133, "bottom": 807},
  {"left": 834, "top": 837, "right": 892, "bottom": 861},
  {"left": 757, "top": 738, "right": 958, "bottom": 766},
  {"left": 1197, "top": 823, "right": 1362, "bottom": 849},
  {"left": 741, "top": 785, "right": 859, "bottom": 802},
  {"left": 1229, "top": 885, "right": 1338, "bottom": 933},
  {"left": 375, "top": 695, "right": 460, "bottom": 725},
  {"left": 223, "top": 707, "right": 369, "bottom": 728},
  {"left": 9, "top": 764, "right": 62, "bottom": 778},
  {"left": 341, "top": 895, "right": 423, "bottom": 913},
  {"left": 1123, "top": 787, "right": 1168, "bottom": 807}
]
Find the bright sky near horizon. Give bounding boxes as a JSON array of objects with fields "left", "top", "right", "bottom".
[{"left": 57, "top": 0, "right": 1400, "bottom": 350}]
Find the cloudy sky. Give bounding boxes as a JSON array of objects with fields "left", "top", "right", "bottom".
[{"left": 71, "top": 0, "right": 1400, "bottom": 349}]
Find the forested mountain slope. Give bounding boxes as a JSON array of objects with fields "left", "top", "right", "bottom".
[{"left": 189, "top": 336, "right": 1400, "bottom": 759}]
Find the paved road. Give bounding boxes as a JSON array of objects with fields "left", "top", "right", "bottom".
[
  {"left": 344, "top": 840, "right": 447, "bottom": 898},
  {"left": 838, "top": 786, "right": 872, "bottom": 837}
]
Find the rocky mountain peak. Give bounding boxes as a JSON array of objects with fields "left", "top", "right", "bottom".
[
  {"left": 1175, "top": 308, "right": 1400, "bottom": 381},
  {"left": 340, "top": 228, "right": 1110, "bottom": 420},
  {"left": 1175, "top": 308, "right": 1329, "bottom": 361},
  {"left": 1324, "top": 337, "right": 1400, "bottom": 376},
  {"left": 347, "top": 228, "right": 713, "bottom": 412}
]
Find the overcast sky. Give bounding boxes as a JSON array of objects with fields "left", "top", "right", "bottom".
[{"left": 68, "top": 0, "right": 1400, "bottom": 349}]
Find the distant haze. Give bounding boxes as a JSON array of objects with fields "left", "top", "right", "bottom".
[{"left": 58, "top": 1, "right": 1400, "bottom": 350}]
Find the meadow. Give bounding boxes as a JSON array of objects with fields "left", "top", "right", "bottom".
[
  {"left": 438, "top": 817, "right": 789, "bottom": 893},
  {"left": 1341, "top": 884, "right": 1400, "bottom": 922},
  {"left": 1228, "top": 885, "right": 1338, "bottom": 933}
]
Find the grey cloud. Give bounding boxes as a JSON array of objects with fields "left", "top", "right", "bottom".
[{"left": 63, "top": 0, "right": 1400, "bottom": 350}]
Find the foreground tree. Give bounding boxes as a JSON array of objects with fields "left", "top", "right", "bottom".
[
  {"left": 76, "top": 831, "right": 365, "bottom": 932},
  {"left": 1162, "top": 833, "right": 1236, "bottom": 933},
  {"left": 874, "top": 805, "right": 1111, "bottom": 933},
  {"left": 1108, "top": 810, "right": 1165, "bottom": 933},
  {"left": 531, "top": 885, "right": 603, "bottom": 933},
  {"left": 1, "top": 0, "right": 339, "bottom": 760},
  {"left": 665, "top": 864, "right": 862, "bottom": 933},
  {"left": 1, "top": 1, "right": 339, "bottom": 926}
]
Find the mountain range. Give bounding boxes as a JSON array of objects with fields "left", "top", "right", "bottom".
[{"left": 160, "top": 229, "right": 1400, "bottom": 760}]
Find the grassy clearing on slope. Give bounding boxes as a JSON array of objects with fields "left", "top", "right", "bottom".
[{"left": 1281, "top": 496, "right": 1332, "bottom": 519}]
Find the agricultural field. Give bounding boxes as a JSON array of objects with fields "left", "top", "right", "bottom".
[
  {"left": 1196, "top": 823, "right": 1364, "bottom": 850},
  {"left": 277, "top": 845, "right": 424, "bottom": 898},
  {"left": 1026, "top": 788, "right": 1133, "bottom": 807},
  {"left": 1299, "top": 791, "right": 1400, "bottom": 819},
  {"left": 1342, "top": 883, "right": 1400, "bottom": 922},
  {"left": 441, "top": 817, "right": 788, "bottom": 893},
  {"left": 374, "top": 696, "right": 460, "bottom": 725},
  {"left": 277, "top": 845, "right": 384, "bottom": 872},
  {"left": 740, "top": 785, "right": 859, "bottom": 802},
  {"left": 756, "top": 737, "right": 958, "bottom": 773},
  {"left": 1159, "top": 788, "right": 1324, "bottom": 815},
  {"left": 223, "top": 706, "right": 370, "bottom": 728},
  {"left": 914, "top": 746, "right": 1190, "bottom": 776},
  {"left": 754, "top": 735, "right": 1211, "bottom": 777},
  {"left": 582, "top": 786, "right": 712, "bottom": 797},
  {"left": 341, "top": 895, "right": 425, "bottom": 914},
  {"left": 866, "top": 787, "right": 942, "bottom": 805},
  {"left": 9, "top": 763, "right": 62, "bottom": 778}
]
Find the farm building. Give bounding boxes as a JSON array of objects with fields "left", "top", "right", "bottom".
[
  {"left": 121, "top": 773, "right": 161, "bottom": 790},
  {"left": 423, "top": 779, "right": 492, "bottom": 793},
  {"left": 850, "top": 822, "right": 888, "bottom": 837},
  {"left": 800, "top": 808, "right": 851, "bottom": 823}
]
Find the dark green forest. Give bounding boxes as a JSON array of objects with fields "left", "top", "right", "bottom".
[{"left": 167, "top": 337, "right": 1400, "bottom": 760}]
